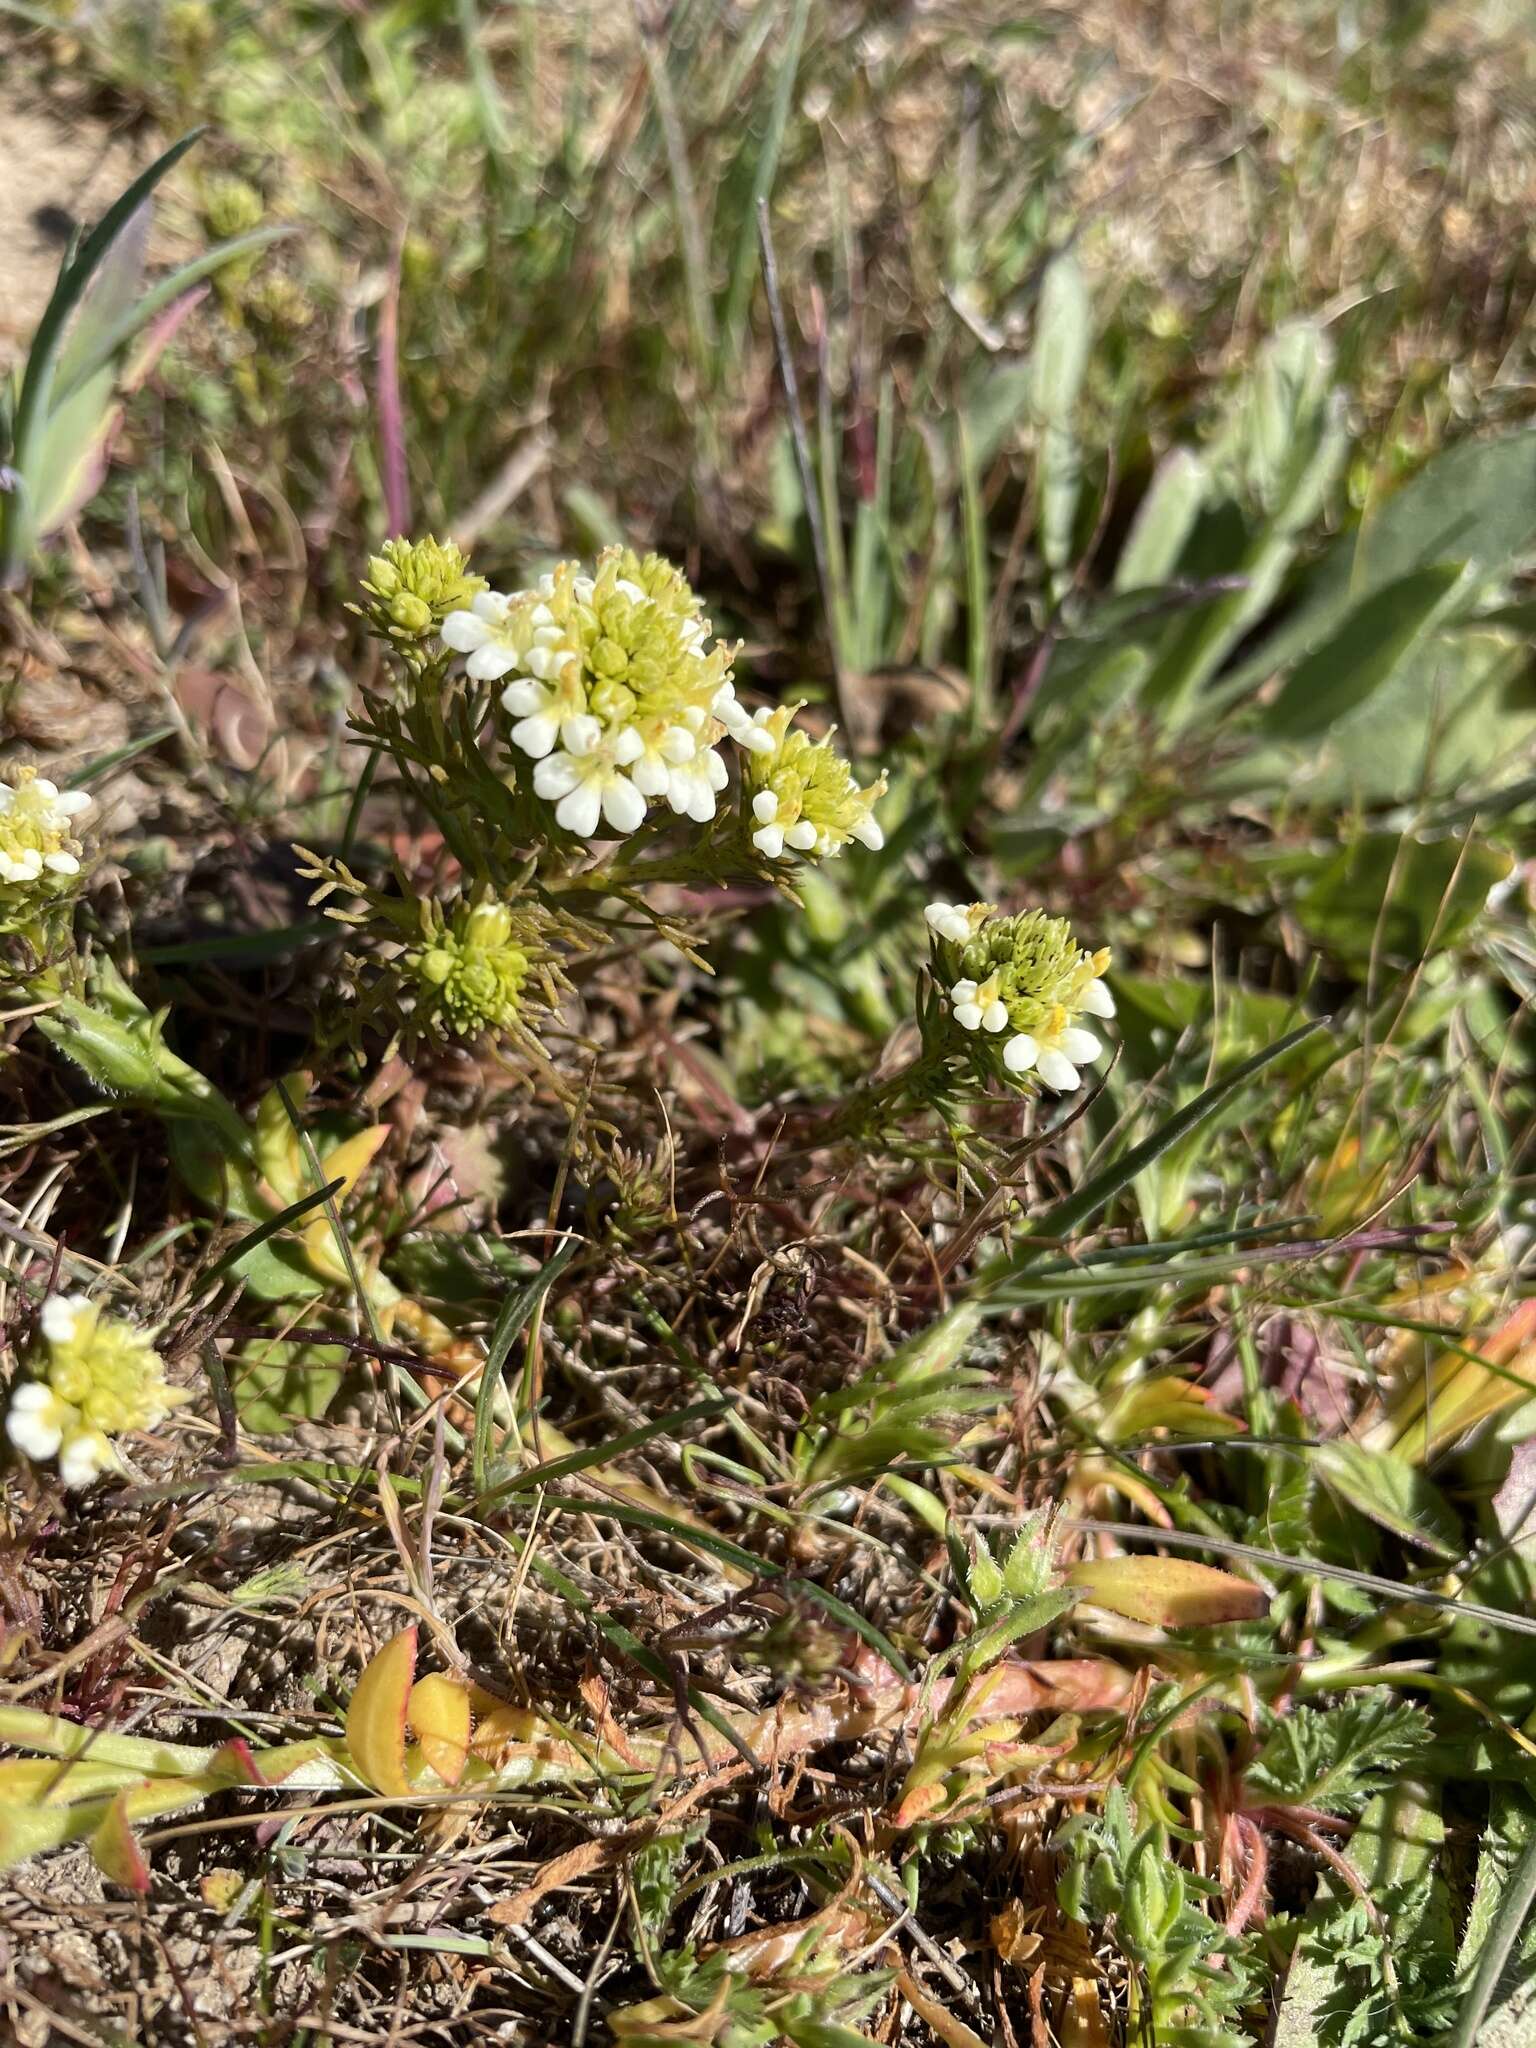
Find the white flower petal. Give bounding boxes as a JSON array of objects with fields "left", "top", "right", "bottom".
[
  {"left": 501, "top": 678, "right": 545, "bottom": 717},
  {"left": 751, "top": 790, "right": 779, "bottom": 824},
  {"left": 950, "top": 980, "right": 979, "bottom": 1005},
  {"left": 704, "top": 747, "right": 729, "bottom": 791},
  {"left": 440, "top": 610, "right": 490, "bottom": 652},
  {"left": 1036, "top": 1050, "right": 1081, "bottom": 1092},
  {"left": 660, "top": 726, "right": 696, "bottom": 764},
  {"left": 682, "top": 779, "right": 717, "bottom": 823},
  {"left": 472, "top": 590, "right": 512, "bottom": 622},
  {"left": 1003, "top": 1033, "right": 1039, "bottom": 1074},
  {"left": 465, "top": 644, "right": 518, "bottom": 681},
  {"left": 59, "top": 1430, "right": 115, "bottom": 1489},
  {"left": 1080, "top": 978, "right": 1116, "bottom": 1019},
  {"left": 752, "top": 823, "right": 786, "bottom": 859},
  {"left": 631, "top": 754, "right": 672, "bottom": 797},
  {"left": 44, "top": 853, "right": 80, "bottom": 876},
  {"left": 982, "top": 1000, "right": 1009, "bottom": 1032},
  {"left": 40, "top": 1295, "right": 84, "bottom": 1344},
  {"left": 54, "top": 789, "right": 92, "bottom": 817},
  {"left": 850, "top": 814, "right": 884, "bottom": 850},
  {"left": 511, "top": 713, "right": 559, "bottom": 758},
  {"left": 555, "top": 781, "right": 603, "bottom": 838},
  {"left": 1057, "top": 1027, "right": 1103, "bottom": 1065},
  {"left": 786, "top": 820, "right": 819, "bottom": 851},
  {"left": 8, "top": 1399, "right": 63, "bottom": 1462},
  {"left": 601, "top": 775, "right": 648, "bottom": 834},
  {"left": 562, "top": 715, "right": 602, "bottom": 758},
  {"left": 612, "top": 726, "right": 645, "bottom": 767},
  {"left": 953, "top": 1002, "right": 984, "bottom": 1031},
  {"left": 533, "top": 753, "right": 583, "bottom": 800}
]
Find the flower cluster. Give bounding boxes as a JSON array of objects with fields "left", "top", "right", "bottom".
[
  {"left": 926, "top": 901, "right": 1114, "bottom": 1091},
  {"left": 358, "top": 536, "right": 487, "bottom": 653},
  {"left": 443, "top": 547, "right": 753, "bottom": 840},
  {"left": 0, "top": 769, "right": 91, "bottom": 921},
  {"left": 6, "top": 1295, "right": 189, "bottom": 1488},
  {"left": 407, "top": 898, "right": 531, "bottom": 1044},
  {"left": 742, "top": 703, "right": 886, "bottom": 861}
]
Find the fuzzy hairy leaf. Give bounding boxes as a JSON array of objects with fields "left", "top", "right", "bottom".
[{"left": 1246, "top": 1698, "right": 1430, "bottom": 1816}]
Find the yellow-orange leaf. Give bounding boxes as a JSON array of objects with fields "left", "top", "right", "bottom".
[
  {"left": 1067, "top": 1556, "right": 1267, "bottom": 1628},
  {"left": 320, "top": 1125, "right": 391, "bottom": 1203},
  {"left": 408, "top": 1674, "right": 472, "bottom": 1787},
  {"left": 346, "top": 1625, "right": 417, "bottom": 1797}
]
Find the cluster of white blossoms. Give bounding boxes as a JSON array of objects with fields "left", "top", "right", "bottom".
[
  {"left": 0, "top": 769, "right": 91, "bottom": 892},
  {"left": 442, "top": 546, "right": 767, "bottom": 840},
  {"left": 6, "top": 1295, "right": 190, "bottom": 1489},
  {"left": 439, "top": 546, "right": 886, "bottom": 857},
  {"left": 926, "top": 900, "right": 1115, "bottom": 1092}
]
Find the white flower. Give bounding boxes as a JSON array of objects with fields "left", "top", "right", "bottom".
[
  {"left": 0, "top": 775, "right": 91, "bottom": 886},
  {"left": 39, "top": 1294, "right": 83, "bottom": 1344},
  {"left": 750, "top": 788, "right": 819, "bottom": 860},
  {"left": 630, "top": 721, "right": 699, "bottom": 798},
  {"left": 925, "top": 901, "right": 973, "bottom": 945},
  {"left": 532, "top": 721, "right": 648, "bottom": 837},
  {"left": 6, "top": 1381, "right": 66, "bottom": 1461},
  {"left": 1003, "top": 1025, "right": 1103, "bottom": 1092},
  {"left": 665, "top": 745, "right": 729, "bottom": 824},
  {"left": 58, "top": 1429, "right": 116, "bottom": 1490},
  {"left": 949, "top": 976, "right": 1009, "bottom": 1033},
  {"left": 1079, "top": 978, "right": 1116, "bottom": 1019},
  {"left": 715, "top": 685, "right": 775, "bottom": 755},
  {"left": 440, "top": 590, "right": 521, "bottom": 680}
]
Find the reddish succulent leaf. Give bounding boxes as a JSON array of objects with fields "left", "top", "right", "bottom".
[
  {"left": 346, "top": 1625, "right": 417, "bottom": 1797},
  {"left": 1067, "top": 1555, "right": 1267, "bottom": 1628},
  {"left": 91, "top": 1790, "right": 151, "bottom": 1893},
  {"left": 407, "top": 1674, "right": 472, "bottom": 1787},
  {"left": 209, "top": 1738, "right": 267, "bottom": 1786}
]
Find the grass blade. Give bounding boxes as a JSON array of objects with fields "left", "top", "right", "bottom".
[
  {"left": 2, "top": 129, "right": 204, "bottom": 582},
  {"left": 979, "top": 1019, "right": 1328, "bottom": 1286},
  {"left": 51, "top": 227, "right": 294, "bottom": 409},
  {"left": 471, "top": 1238, "right": 580, "bottom": 1495}
]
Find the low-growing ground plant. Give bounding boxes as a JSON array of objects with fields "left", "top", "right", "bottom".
[{"left": 2, "top": 10, "right": 1536, "bottom": 2047}]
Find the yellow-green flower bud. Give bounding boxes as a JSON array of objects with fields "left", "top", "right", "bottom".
[
  {"left": 357, "top": 537, "right": 487, "bottom": 656},
  {"left": 407, "top": 898, "right": 530, "bottom": 1043},
  {"left": 201, "top": 173, "right": 265, "bottom": 242}
]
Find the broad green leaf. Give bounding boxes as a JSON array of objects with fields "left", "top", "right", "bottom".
[
  {"left": 1262, "top": 562, "right": 1471, "bottom": 740},
  {"left": 1314, "top": 1441, "right": 1460, "bottom": 1559},
  {"left": 1223, "top": 427, "right": 1536, "bottom": 701},
  {"left": 232, "top": 1337, "right": 346, "bottom": 1431},
  {"left": 1278, "top": 831, "right": 1511, "bottom": 965}
]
